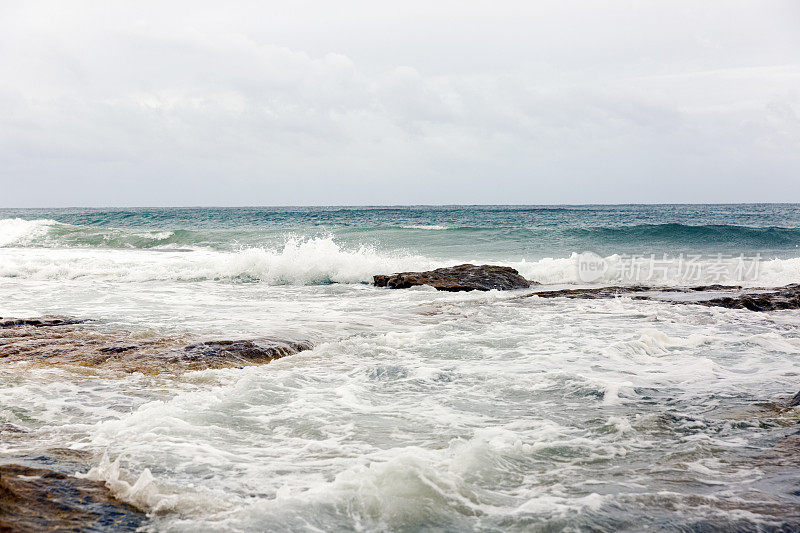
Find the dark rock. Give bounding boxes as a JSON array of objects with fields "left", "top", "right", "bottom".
[
  {"left": 696, "top": 284, "right": 800, "bottom": 311},
  {"left": 373, "top": 264, "right": 532, "bottom": 292},
  {"left": 0, "top": 464, "right": 144, "bottom": 532},
  {"left": 180, "top": 338, "right": 314, "bottom": 364},
  {"left": 0, "top": 423, "right": 27, "bottom": 434},
  {"left": 528, "top": 285, "right": 655, "bottom": 300},
  {"left": 0, "top": 316, "right": 86, "bottom": 328},
  {"left": 789, "top": 391, "right": 800, "bottom": 408},
  {"left": 97, "top": 345, "right": 138, "bottom": 354},
  {"left": 526, "top": 284, "right": 800, "bottom": 312}
]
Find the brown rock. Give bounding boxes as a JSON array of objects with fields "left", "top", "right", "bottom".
[
  {"left": 0, "top": 320, "right": 312, "bottom": 374},
  {"left": 0, "top": 316, "right": 86, "bottom": 328},
  {"left": 373, "top": 264, "right": 532, "bottom": 292},
  {"left": 0, "top": 464, "right": 144, "bottom": 532}
]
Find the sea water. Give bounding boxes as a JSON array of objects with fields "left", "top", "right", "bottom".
[{"left": 1, "top": 205, "right": 799, "bottom": 531}]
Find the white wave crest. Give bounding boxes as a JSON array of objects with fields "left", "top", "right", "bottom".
[
  {"left": 0, "top": 218, "right": 58, "bottom": 247},
  {"left": 0, "top": 236, "right": 442, "bottom": 284},
  {"left": 1, "top": 236, "right": 799, "bottom": 287},
  {"left": 77, "top": 453, "right": 228, "bottom": 515}
]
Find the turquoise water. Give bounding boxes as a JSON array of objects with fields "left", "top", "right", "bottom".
[
  {"left": 1, "top": 205, "right": 800, "bottom": 531},
  {"left": 2, "top": 204, "right": 800, "bottom": 259}
]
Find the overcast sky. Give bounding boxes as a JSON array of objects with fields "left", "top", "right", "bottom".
[{"left": 1, "top": 1, "right": 799, "bottom": 206}]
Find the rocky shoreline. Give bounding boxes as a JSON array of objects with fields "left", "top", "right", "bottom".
[
  {"left": 0, "top": 318, "right": 314, "bottom": 530},
  {"left": 0, "top": 462, "right": 145, "bottom": 532},
  {"left": 2, "top": 266, "right": 800, "bottom": 530},
  {"left": 524, "top": 283, "right": 800, "bottom": 311},
  {"left": 373, "top": 264, "right": 800, "bottom": 311},
  {"left": 0, "top": 317, "right": 312, "bottom": 374}
]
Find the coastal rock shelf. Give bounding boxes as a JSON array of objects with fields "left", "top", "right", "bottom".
[
  {"left": 0, "top": 316, "right": 87, "bottom": 328},
  {"left": 525, "top": 283, "right": 800, "bottom": 312},
  {"left": 374, "top": 264, "right": 532, "bottom": 292},
  {"left": 0, "top": 317, "right": 313, "bottom": 373},
  {"left": 0, "top": 463, "right": 144, "bottom": 532}
]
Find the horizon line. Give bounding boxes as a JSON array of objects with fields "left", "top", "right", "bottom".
[{"left": 2, "top": 202, "right": 800, "bottom": 210}]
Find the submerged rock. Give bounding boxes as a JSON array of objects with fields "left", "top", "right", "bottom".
[
  {"left": 527, "top": 284, "right": 800, "bottom": 312},
  {"left": 0, "top": 320, "right": 312, "bottom": 374},
  {"left": 789, "top": 391, "right": 800, "bottom": 408},
  {"left": 0, "top": 316, "right": 86, "bottom": 328},
  {"left": 0, "top": 464, "right": 144, "bottom": 532},
  {"left": 695, "top": 284, "right": 800, "bottom": 311},
  {"left": 527, "top": 285, "right": 656, "bottom": 300},
  {"left": 374, "top": 264, "right": 532, "bottom": 292}
]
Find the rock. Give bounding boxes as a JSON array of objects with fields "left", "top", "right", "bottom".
[
  {"left": 0, "top": 320, "right": 312, "bottom": 374},
  {"left": 527, "top": 285, "right": 655, "bottom": 300},
  {"left": 695, "top": 284, "right": 800, "bottom": 311},
  {"left": 0, "top": 316, "right": 86, "bottom": 328},
  {"left": 373, "top": 264, "right": 532, "bottom": 292},
  {"left": 526, "top": 284, "right": 800, "bottom": 312},
  {"left": 180, "top": 338, "right": 314, "bottom": 365},
  {"left": 0, "top": 464, "right": 144, "bottom": 532},
  {"left": 789, "top": 391, "right": 800, "bottom": 408}
]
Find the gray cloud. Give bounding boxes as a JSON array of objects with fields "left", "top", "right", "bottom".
[{"left": 1, "top": 0, "right": 799, "bottom": 206}]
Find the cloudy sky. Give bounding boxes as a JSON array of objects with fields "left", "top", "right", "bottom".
[{"left": 1, "top": 1, "right": 799, "bottom": 206}]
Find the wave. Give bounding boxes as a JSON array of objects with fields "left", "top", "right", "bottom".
[
  {"left": 399, "top": 225, "right": 450, "bottom": 230},
  {"left": 0, "top": 218, "right": 212, "bottom": 249},
  {"left": 0, "top": 218, "right": 58, "bottom": 246},
  {"left": 1, "top": 237, "right": 799, "bottom": 287},
  {"left": 4, "top": 218, "right": 800, "bottom": 251},
  {"left": 0, "top": 237, "right": 441, "bottom": 284},
  {"left": 566, "top": 223, "right": 800, "bottom": 247}
]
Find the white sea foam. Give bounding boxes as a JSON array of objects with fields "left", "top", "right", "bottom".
[
  {"left": 400, "top": 225, "right": 450, "bottom": 230},
  {"left": 77, "top": 453, "right": 229, "bottom": 515},
  {"left": 512, "top": 253, "right": 800, "bottom": 287},
  {"left": 0, "top": 218, "right": 58, "bottom": 246},
  {"left": 133, "top": 230, "right": 175, "bottom": 240},
  {"left": 1, "top": 241, "right": 799, "bottom": 287},
  {"left": 1, "top": 281, "right": 798, "bottom": 531},
  {"left": 0, "top": 237, "right": 441, "bottom": 284}
]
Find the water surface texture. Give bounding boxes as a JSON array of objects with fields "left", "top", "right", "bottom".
[{"left": 1, "top": 205, "right": 799, "bottom": 531}]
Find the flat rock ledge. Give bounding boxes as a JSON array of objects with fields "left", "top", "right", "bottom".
[
  {"left": 526, "top": 283, "right": 800, "bottom": 312},
  {"left": 374, "top": 264, "right": 532, "bottom": 292},
  {"left": 0, "top": 317, "right": 313, "bottom": 374},
  {"left": 0, "top": 463, "right": 144, "bottom": 532}
]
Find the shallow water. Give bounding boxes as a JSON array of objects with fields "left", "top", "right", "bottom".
[{"left": 1, "top": 205, "right": 799, "bottom": 531}]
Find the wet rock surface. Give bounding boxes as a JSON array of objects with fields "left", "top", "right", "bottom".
[
  {"left": 789, "top": 391, "right": 800, "bottom": 408},
  {"left": 0, "top": 463, "right": 144, "bottom": 532},
  {"left": 526, "top": 284, "right": 800, "bottom": 312},
  {"left": 693, "top": 284, "right": 800, "bottom": 311},
  {"left": 182, "top": 339, "right": 313, "bottom": 364},
  {"left": 0, "top": 316, "right": 87, "bottom": 328},
  {"left": 374, "top": 264, "right": 532, "bottom": 291},
  {"left": 0, "top": 318, "right": 313, "bottom": 374}
]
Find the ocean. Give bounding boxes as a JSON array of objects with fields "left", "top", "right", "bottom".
[{"left": 1, "top": 204, "right": 799, "bottom": 531}]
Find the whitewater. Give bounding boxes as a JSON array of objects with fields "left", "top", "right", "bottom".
[{"left": 1, "top": 205, "right": 800, "bottom": 531}]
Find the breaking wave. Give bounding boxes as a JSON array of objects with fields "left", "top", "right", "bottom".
[
  {"left": 0, "top": 237, "right": 440, "bottom": 284},
  {"left": 1, "top": 238, "right": 799, "bottom": 287},
  {"left": 0, "top": 218, "right": 57, "bottom": 246}
]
